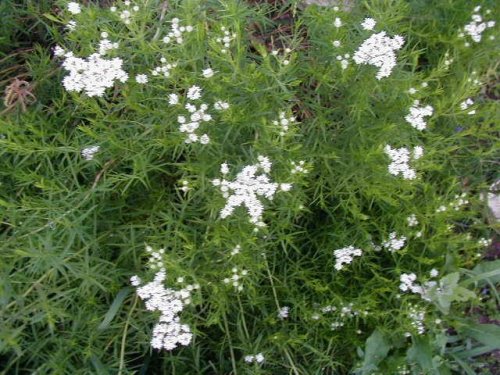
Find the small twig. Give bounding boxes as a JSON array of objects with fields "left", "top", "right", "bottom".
[
  {"left": 118, "top": 295, "right": 138, "bottom": 375},
  {"left": 152, "top": 1, "right": 169, "bottom": 41},
  {"left": 92, "top": 158, "right": 117, "bottom": 189}
]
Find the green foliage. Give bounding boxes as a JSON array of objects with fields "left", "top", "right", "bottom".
[{"left": 0, "top": 0, "right": 498, "bottom": 374}]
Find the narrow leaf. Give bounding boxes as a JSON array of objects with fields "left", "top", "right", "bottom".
[{"left": 98, "top": 287, "right": 131, "bottom": 331}]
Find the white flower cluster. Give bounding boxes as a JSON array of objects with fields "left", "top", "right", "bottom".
[
  {"left": 271, "top": 47, "right": 293, "bottom": 66},
  {"left": 187, "top": 86, "right": 202, "bottom": 100},
  {"left": 435, "top": 193, "right": 469, "bottom": 213},
  {"left": 399, "top": 272, "right": 440, "bottom": 303},
  {"left": 277, "top": 306, "right": 290, "bottom": 319},
  {"left": 333, "top": 246, "right": 363, "bottom": 271},
  {"left": 460, "top": 98, "right": 475, "bottom": 115},
  {"left": 272, "top": 111, "right": 296, "bottom": 135},
  {"left": 67, "top": 2, "right": 81, "bottom": 15},
  {"left": 110, "top": 1, "right": 140, "bottom": 25},
  {"left": 382, "top": 232, "right": 406, "bottom": 252},
  {"left": 135, "top": 74, "right": 148, "bottom": 84},
  {"left": 216, "top": 26, "right": 236, "bottom": 54},
  {"left": 399, "top": 273, "right": 423, "bottom": 294},
  {"left": 214, "top": 100, "right": 230, "bottom": 111},
  {"left": 131, "top": 246, "right": 198, "bottom": 351},
  {"left": 152, "top": 57, "right": 177, "bottom": 78},
  {"left": 452, "top": 193, "right": 469, "bottom": 210},
  {"left": 408, "top": 304, "right": 426, "bottom": 335},
  {"left": 459, "top": 6, "right": 495, "bottom": 44},
  {"left": 223, "top": 266, "right": 248, "bottom": 291},
  {"left": 384, "top": 145, "right": 423, "bottom": 180},
  {"left": 361, "top": 18, "right": 376, "bottom": 31},
  {"left": 353, "top": 31, "right": 404, "bottom": 79},
  {"left": 60, "top": 51, "right": 128, "bottom": 97},
  {"left": 244, "top": 353, "right": 265, "bottom": 364},
  {"left": 163, "top": 18, "right": 194, "bottom": 45},
  {"left": 66, "top": 20, "right": 77, "bottom": 31},
  {"left": 478, "top": 237, "right": 492, "bottom": 247},
  {"left": 97, "top": 32, "right": 119, "bottom": 56},
  {"left": 81, "top": 145, "right": 100, "bottom": 160},
  {"left": 407, "top": 214, "right": 418, "bottom": 227},
  {"left": 319, "top": 303, "right": 369, "bottom": 330},
  {"left": 211, "top": 156, "right": 292, "bottom": 227},
  {"left": 336, "top": 53, "right": 351, "bottom": 70},
  {"left": 405, "top": 101, "right": 434, "bottom": 130},
  {"left": 178, "top": 105, "right": 210, "bottom": 144},
  {"left": 230, "top": 244, "right": 241, "bottom": 256},
  {"left": 291, "top": 160, "right": 308, "bottom": 174}
]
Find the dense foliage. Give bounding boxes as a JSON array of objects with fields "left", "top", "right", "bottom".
[{"left": 0, "top": 0, "right": 499, "bottom": 374}]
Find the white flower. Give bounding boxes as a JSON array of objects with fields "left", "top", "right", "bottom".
[
  {"left": 361, "top": 18, "right": 376, "bottom": 30},
  {"left": 462, "top": 9, "right": 496, "bottom": 43},
  {"left": 225, "top": 267, "right": 247, "bottom": 290},
  {"left": 81, "top": 145, "right": 100, "bottom": 160},
  {"left": 334, "top": 17, "right": 342, "bottom": 28},
  {"left": 405, "top": 102, "right": 433, "bottom": 130},
  {"left": 177, "top": 101, "right": 213, "bottom": 144},
  {"left": 334, "top": 246, "right": 363, "bottom": 270},
  {"left": 53, "top": 45, "right": 66, "bottom": 57},
  {"left": 255, "top": 353, "right": 265, "bottom": 363},
  {"left": 187, "top": 85, "right": 202, "bottom": 100},
  {"left": 199, "top": 134, "right": 210, "bottom": 144},
  {"left": 245, "top": 353, "right": 265, "bottom": 364},
  {"left": 61, "top": 53, "right": 128, "bottom": 97},
  {"left": 230, "top": 245, "right": 241, "bottom": 256},
  {"left": 66, "top": 20, "right": 77, "bottom": 31},
  {"left": 409, "top": 306, "right": 426, "bottom": 334},
  {"left": 384, "top": 145, "right": 422, "bottom": 180},
  {"left": 429, "top": 269, "right": 439, "bottom": 278},
  {"left": 135, "top": 74, "right": 148, "bottom": 84},
  {"left": 460, "top": 98, "right": 475, "bottom": 114},
  {"left": 202, "top": 68, "right": 214, "bottom": 78},
  {"left": 413, "top": 146, "right": 424, "bottom": 160},
  {"left": 399, "top": 273, "right": 422, "bottom": 294},
  {"left": 130, "top": 275, "right": 141, "bottom": 286},
  {"left": 332, "top": 40, "right": 341, "bottom": 47},
  {"left": 353, "top": 31, "right": 404, "bottom": 79},
  {"left": 382, "top": 232, "right": 406, "bottom": 252},
  {"left": 291, "top": 160, "right": 308, "bottom": 174},
  {"left": 163, "top": 19, "right": 194, "bottom": 45},
  {"left": 278, "top": 306, "right": 290, "bottom": 319},
  {"left": 132, "top": 247, "right": 193, "bottom": 351},
  {"left": 212, "top": 157, "right": 292, "bottom": 226},
  {"left": 67, "top": 2, "right": 81, "bottom": 15},
  {"left": 214, "top": 100, "right": 230, "bottom": 111},
  {"left": 152, "top": 59, "right": 176, "bottom": 78},
  {"left": 168, "top": 93, "right": 179, "bottom": 105},
  {"left": 407, "top": 214, "right": 418, "bottom": 227},
  {"left": 97, "top": 37, "right": 118, "bottom": 55}
]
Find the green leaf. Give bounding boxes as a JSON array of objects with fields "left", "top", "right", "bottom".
[
  {"left": 97, "top": 288, "right": 131, "bottom": 331},
  {"left": 355, "top": 329, "right": 391, "bottom": 375},
  {"left": 407, "top": 337, "right": 436, "bottom": 373},
  {"left": 462, "top": 323, "right": 500, "bottom": 349},
  {"left": 43, "top": 13, "right": 64, "bottom": 24},
  {"left": 467, "top": 260, "right": 500, "bottom": 286}
]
